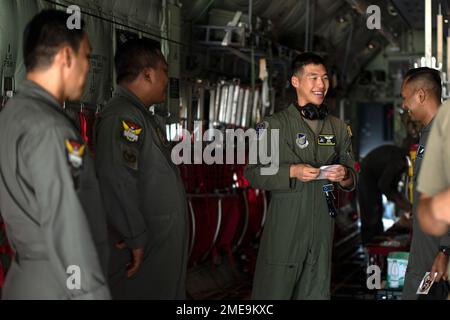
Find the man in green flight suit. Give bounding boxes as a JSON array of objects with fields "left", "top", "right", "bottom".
[
  {"left": 95, "top": 39, "right": 188, "bottom": 299},
  {"left": 0, "top": 10, "right": 110, "bottom": 299},
  {"left": 245, "top": 52, "right": 356, "bottom": 300}
]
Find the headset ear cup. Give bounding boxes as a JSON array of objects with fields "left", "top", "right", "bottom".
[
  {"left": 299, "top": 103, "right": 327, "bottom": 120},
  {"left": 302, "top": 104, "right": 318, "bottom": 120},
  {"left": 312, "top": 107, "right": 320, "bottom": 120},
  {"left": 319, "top": 105, "right": 328, "bottom": 120}
]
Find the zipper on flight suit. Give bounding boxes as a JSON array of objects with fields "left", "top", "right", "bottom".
[{"left": 300, "top": 117, "right": 327, "bottom": 252}]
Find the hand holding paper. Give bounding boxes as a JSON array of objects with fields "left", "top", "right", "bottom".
[{"left": 315, "top": 165, "right": 345, "bottom": 181}]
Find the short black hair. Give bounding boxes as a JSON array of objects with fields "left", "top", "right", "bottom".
[
  {"left": 23, "top": 9, "right": 86, "bottom": 72},
  {"left": 403, "top": 67, "right": 442, "bottom": 101},
  {"left": 292, "top": 52, "right": 327, "bottom": 76},
  {"left": 114, "top": 38, "right": 165, "bottom": 84}
]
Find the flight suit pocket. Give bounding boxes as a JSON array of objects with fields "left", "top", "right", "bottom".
[
  {"left": 266, "top": 260, "right": 298, "bottom": 271},
  {"left": 259, "top": 260, "right": 299, "bottom": 299}
]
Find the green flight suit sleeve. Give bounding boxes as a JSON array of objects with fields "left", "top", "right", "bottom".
[
  {"left": 22, "top": 125, "right": 110, "bottom": 300},
  {"left": 95, "top": 115, "right": 148, "bottom": 249},
  {"left": 336, "top": 122, "right": 357, "bottom": 192},
  {"left": 244, "top": 117, "right": 297, "bottom": 191}
]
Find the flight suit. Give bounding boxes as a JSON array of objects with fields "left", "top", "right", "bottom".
[
  {"left": 403, "top": 118, "right": 450, "bottom": 300},
  {"left": 245, "top": 104, "right": 356, "bottom": 300},
  {"left": 0, "top": 80, "right": 110, "bottom": 300},
  {"left": 95, "top": 86, "right": 188, "bottom": 300}
]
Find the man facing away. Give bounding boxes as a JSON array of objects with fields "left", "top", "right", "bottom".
[{"left": 0, "top": 10, "right": 110, "bottom": 299}]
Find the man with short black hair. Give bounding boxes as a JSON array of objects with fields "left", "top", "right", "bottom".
[
  {"left": 401, "top": 67, "right": 450, "bottom": 299},
  {"left": 95, "top": 39, "right": 188, "bottom": 299},
  {"left": 0, "top": 10, "right": 110, "bottom": 299},
  {"left": 245, "top": 52, "right": 356, "bottom": 299}
]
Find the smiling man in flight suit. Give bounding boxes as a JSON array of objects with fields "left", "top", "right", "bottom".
[
  {"left": 401, "top": 68, "right": 450, "bottom": 300},
  {"left": 95, "top": 39, "right": 188, "bottom": 299},
  {"left": 245, "top": 52, "right": 356, "bottom": 300},
  {"left": 0, "top": 10, "right": 110, "bottom": 299}
]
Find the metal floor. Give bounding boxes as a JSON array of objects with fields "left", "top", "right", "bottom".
[{"left": 186, "top": 231, "right": 381, "bottom": 300}]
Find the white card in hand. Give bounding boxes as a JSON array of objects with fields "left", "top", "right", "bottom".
[
  {"left": 416, "top": 272, "right": 438, "bottom": 295},
  {"left": 315, "top": 165, "right": 341, "bottom": 180}
]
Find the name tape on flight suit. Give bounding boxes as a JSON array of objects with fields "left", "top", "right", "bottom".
[{"left": 318, "top": 135, "right": 336, "bottom": 146}]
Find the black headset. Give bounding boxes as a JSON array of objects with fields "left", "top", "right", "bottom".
[{"left": 297, "top": 103, "right": 329, "bottom": 120}]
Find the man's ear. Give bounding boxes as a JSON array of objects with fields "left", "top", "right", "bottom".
[
  {"left": 62, "top": 47, "right": 72, "bottom": 68},
  {"left": 416, "top": 88, "right": 426, "bottom": 104},
  {"left": 291, "top": 75, "right": 299, "bottom": 89},
  {"left": 143, "top": 68, "right": 153, "bottom": 83},
  {"left": 54, "top": 47, "right": 71, "bottom": 68}
]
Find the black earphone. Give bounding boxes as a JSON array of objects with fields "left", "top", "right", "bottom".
[{"left": 297, "top": 103, "right": 329, "bottom": 120}]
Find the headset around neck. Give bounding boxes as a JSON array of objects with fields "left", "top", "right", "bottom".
[{"left": 296, "top": 102, "right": 329, "bottom": 120}]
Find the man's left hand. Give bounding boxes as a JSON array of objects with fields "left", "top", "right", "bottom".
[
  {"left": 325, "top": 165, "right": 348, "bottom": 182},
  {"left": 431, "top": 252, "right": 449, "bottom": 282}
]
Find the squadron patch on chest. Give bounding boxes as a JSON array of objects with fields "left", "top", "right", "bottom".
[
  {"left": 296, "top": 133, "right": 309, "bottom": 149},
  {"left": 417, "top": 145, "right": 425, "bottom": 159},
  {"left": 318, "top": 135, "right": 336, "bottom": 146},
  {"left": 256, "top": 121, "right": 269, "bottom": 137},
  {"left": 65, "top": 139, "right": 86, "bottom": 169},
  {"left": 122, "top": 120, "right": 142, "bottom": 143}
]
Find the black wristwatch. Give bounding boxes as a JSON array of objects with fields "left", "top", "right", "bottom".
[{"left": 439, "top": 246, "right": 450, "bottom": 256}]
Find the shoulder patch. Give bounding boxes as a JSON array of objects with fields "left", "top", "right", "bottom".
[
  {"left": 347, "top": 125, "right": 353, "bottom": 138},
  {"left": 121, "top": 144, "right": 139, "bottom": 171},
  {"left": 65, "top": 139, "right": 86, "bottom": 169},
  {"left": 122, "top": 120, "right": 143, "bottom": 143}
]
